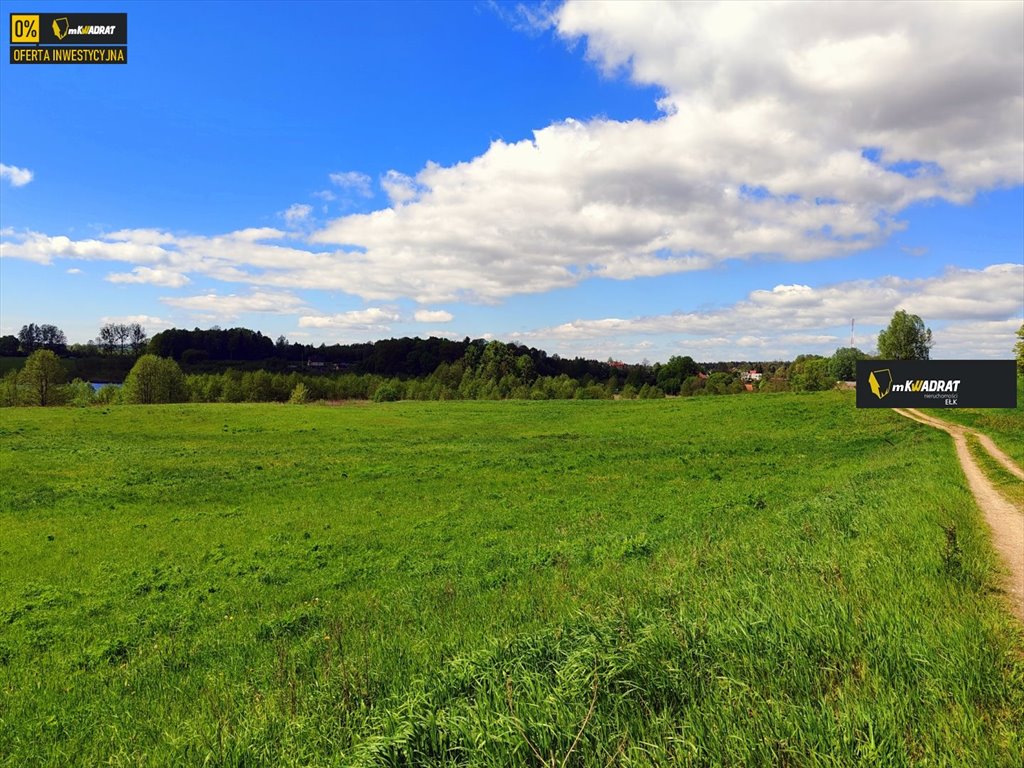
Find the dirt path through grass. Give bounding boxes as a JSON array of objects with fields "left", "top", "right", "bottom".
[
  {"left": 894, "top": 408, "right": 1024, "bottom": 621},
  {"left": 904, "top": 408, "right": 1024, "bottom": 481}
]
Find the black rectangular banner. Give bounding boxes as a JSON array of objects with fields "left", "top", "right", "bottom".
[
  {"left": 10, "top": 13, "right": 127, "bottom": 45},
  {"left": 856, "top": 360, "right": 1017, "bottom": 408},
  {"left": 10, "top": 45, "right": 126, "bottom": 64}
]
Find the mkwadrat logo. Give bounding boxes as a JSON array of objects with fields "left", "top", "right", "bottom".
[
  {"left": 51, "top": 17, "right": 118, "bottom": 39},
  {"left": 867, "top": 369, "right": 892, "bottom": 400},
  {"left": 891, "top": 377, "right": 962, "bottom": 394},
  {"left": 856, "top": 360, "right": 1014, "bottom": 409},
  {"left": 868, "top": 368, "right": 962, "bottom": 400}
]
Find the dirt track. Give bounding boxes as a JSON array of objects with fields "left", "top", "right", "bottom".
[{"left": 893, "top": 408, "right": 1024, "bottom": 621}]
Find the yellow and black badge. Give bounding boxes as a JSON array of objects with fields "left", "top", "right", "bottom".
[
  {"left": 10, "top": 14, "right": 39, "bottom": 43},
  {"left": 9, "top": 12, "right": 127, "bottom": 64},
  {"left": 51, "top": 17, "right": 69, "bottom": 40},
  {"left": 867, "top": 369, "right": 892, "bottom": 400}
]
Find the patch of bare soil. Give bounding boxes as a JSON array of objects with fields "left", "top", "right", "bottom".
[{"left": 893, "top": 408, "right": 1024, "bottom": 622}]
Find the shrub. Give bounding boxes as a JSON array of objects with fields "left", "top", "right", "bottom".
[
  {"left": 94, "top": 384, "right": 122, "bottom": 405},
  {"left": 66, "top": 379, "right": 95, "bottom": 407},
  {"left": 288, "top": 382, "right": 310, "bottom": 404},
  {"left": 373, "top": 380, "right": 403, "bottom": 402}
]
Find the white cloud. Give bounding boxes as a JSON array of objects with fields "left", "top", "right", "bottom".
[
  {"left": 522, "top": 263, "right": 1023, "bottom": 360},
  {"left": 329, "top": 171, "right": 373, "bottom": 197},
  {"left": 0, "top": 3, "right": 1020, "bottom": 311},
  {"left": 0, "top": 163, "right": 33, "bottom": 187},
  {"left": 161, "top": 290, "right": 308, "bottom": 319},
  {"left": 932, "top": 318, "right": 1023, "bottom": 359},
  {"left": 282, "top": 203, "right": 312, "bottom": 225},
  {"left": 66, "top": 268, "right": 82, "bottom": 275},
  {"left": 414, "top": 309, "right": 453, "bottom": 323},
  {"left": 0, "top": 227, "right": 314, "bottom": 282},
  {"left": 486, "top": 0, "right": 558, "bottom": 36},
  {"left": 107, "top": 266, "right": 191, "bottom": 288},
  {"left": 296, "top": 1, "right": 1021, "bottom": 302},
  {"left": 100, "top": 314, "right": 171, "bottom": 329},
  {"left": 380, "top": 170, "right": 424, "bottom": 206},
  {"left": 312, "top": 189, "right": 337, "bottom": 201},
  {"left": 298, "top": 307, "right": 400, "bottom": 331}
]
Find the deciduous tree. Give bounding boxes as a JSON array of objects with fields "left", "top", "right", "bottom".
[
  {"left": 122, "top": 355, "right": 186, "bottom": 404},
  {"left": 877, "top": 310, "right": 933, "bottom": 360},
  {"left": 829, "top": 347, "right": 868, "bottom": 381},
  {"left": 21, "top": 349, "right": 65, "bottom": 406},
  {"left": 0, "top": 335, "right": 19, "bottom": 356}
]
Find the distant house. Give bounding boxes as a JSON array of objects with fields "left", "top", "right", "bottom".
[
  {"left": 306, "top": 356, "right": 345, "bottom": 372},
  {"left": 740, "top": 370, "right": 762, "bottom": 382}
]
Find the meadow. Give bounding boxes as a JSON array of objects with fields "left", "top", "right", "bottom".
[{"left": 1, "top": 393, "right": 1022, "bottom": 766}]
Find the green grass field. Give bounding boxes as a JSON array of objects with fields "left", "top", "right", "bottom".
[{"left": 1, "top": 394, "right": 1022, "bottom": 766}]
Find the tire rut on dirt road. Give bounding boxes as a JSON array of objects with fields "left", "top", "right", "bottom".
[{"left": 893, "top": 408, "right": 1023, "bottom": 622}]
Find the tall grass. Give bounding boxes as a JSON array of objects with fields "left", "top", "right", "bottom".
[{"left": 1, "top": 393, "right": 1021, "bottom": 766}]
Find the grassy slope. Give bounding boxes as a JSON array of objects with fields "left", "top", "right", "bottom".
[{"left": 1, "top": 394, "right": 1021, "bottom": 767}]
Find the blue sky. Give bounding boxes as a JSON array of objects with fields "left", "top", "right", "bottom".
[{"left": 1, "top": 0, "right": 1022, "bottom": 362}]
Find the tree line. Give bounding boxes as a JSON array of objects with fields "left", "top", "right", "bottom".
[
  {"left": 2, "top": 310, "right": 976, "bottom": 408},
  {"left": 1, "top": 322, "right": 148, "bottom": 357}
]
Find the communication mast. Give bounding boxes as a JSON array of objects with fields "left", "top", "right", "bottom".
[{"left": 850, "top": 318, "right": 855, "bottom": 348}]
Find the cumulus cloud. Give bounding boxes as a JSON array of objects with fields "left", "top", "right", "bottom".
[
  {"left": 0, "top": 227, "right": 324, "bottom": 284},
  {"left": 414, "top": 309, "right": 453, "bottom": 323},
  {"left": 520, "top": 263, "right": 1023, "bottom": 360},
  {"left": 329, "top": 171, "right": 373, "bottom": 197},
  {"left": 380, "top": 170, "right": 424, "bottom": 206},
  {"left": 0, "top": 163, "right": 33, "bottom": 187},
  {"left": 932, "top": 318, "right": 1023, "bottom": 359},
  {"left": 297, "top": 1, "right": 1021, "bottom": 302},
  {"left": 282, "top": 203, "right": 312, "bottom": 225},
  {"left": 161, "top": 290, "right": 308, "bottom": 319},
  {"left": 100, "top": 314, "right": 171, "bottom": 329},
  {"left": 298, "top": 307, "right": 400, "bottom": 331},
  {"left": 107, "top": 266, "right": 191, "bottom": 287},
  {"left": 0, "top": 2, "right": 1020, "bottom": 314},
  {"left": 66, "top": 268, "right": 82, "bottom": 275}
]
